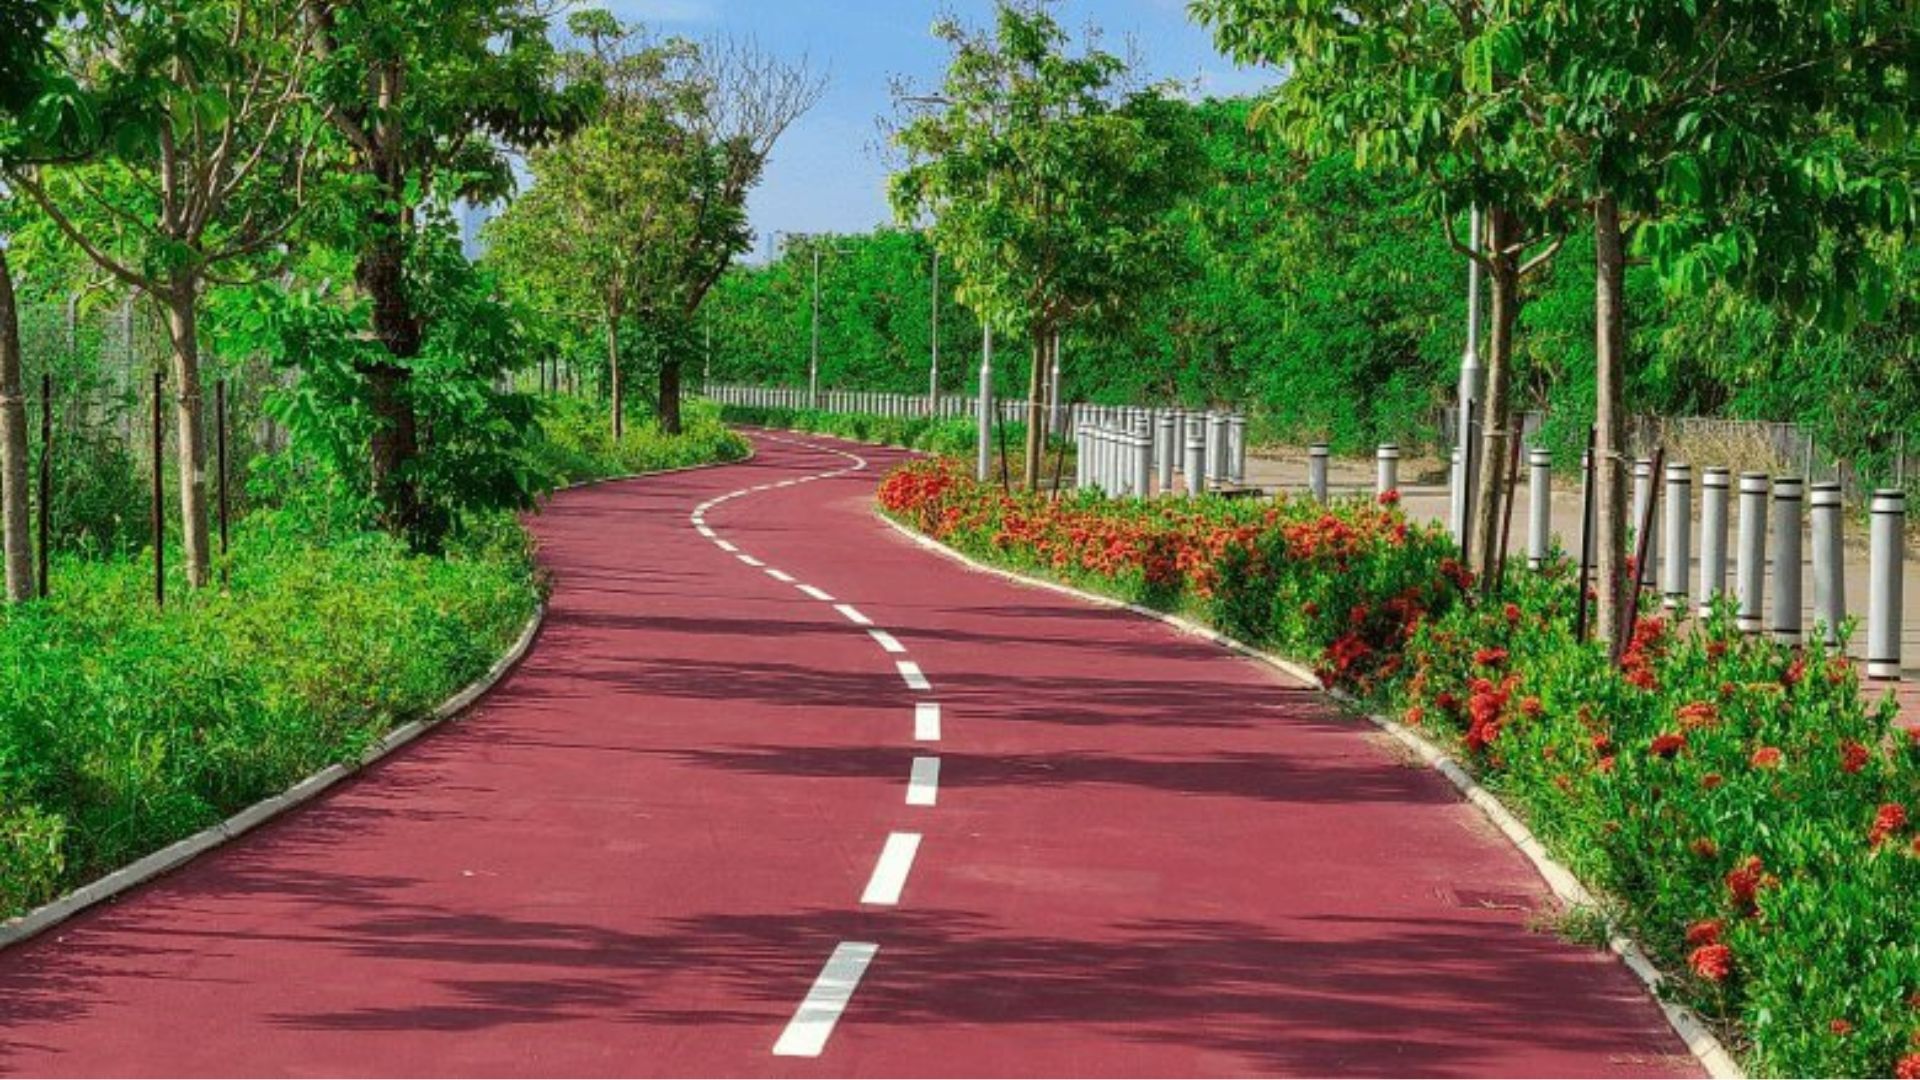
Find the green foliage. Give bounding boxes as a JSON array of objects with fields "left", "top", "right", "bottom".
[
  {"left": 487, "top": 11, "right": 821, "bottom": 431},
  {"left": 236, "top": 218, "right": 544, "bottom": 545},
  {"left": 0, "top": 513, "right": 540, "bottom": 915},
  {"left": 719, "top": 403, "right": 990, "bottom": 457},
  {"left": 527, "top": 395, "right": 749, "bottom": 485}
]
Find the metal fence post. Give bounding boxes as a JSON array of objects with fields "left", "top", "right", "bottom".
[
  {"left": 1157, "top": 411, "right": 1175, "bottom": 494},
  {"left": 1228, "top": 414, "right": 1246, "bottom": 485},
  {"left": 1736, "top": 473, "right": 1769, "bottom": 634},
  {"left": 1770, "top": 477, "right": 1804, "bottom": 645},
  {"left": 1309, "top": 444, "right": 1329, "bottom": 503},
  {"left": 1185, "top": 426, "right": 1206, "bottom": 497},
  {"left": 1810, "top": 481, "right": 1845, "bottom": 646},
  {"left": 1132, "top": 424, "right": 1152, "bottom": 498}
]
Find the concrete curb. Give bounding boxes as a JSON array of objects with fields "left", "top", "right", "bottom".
[
  {"left": 873, "top": 507, "right": 1745, "bottom": 1080},
  {"left": 0, "top": 449, "right": 758, "bottom": 955}
]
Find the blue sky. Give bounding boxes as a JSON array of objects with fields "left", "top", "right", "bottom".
[{"left": 596, "top": 0, "right": 1277, "bottom": 255}]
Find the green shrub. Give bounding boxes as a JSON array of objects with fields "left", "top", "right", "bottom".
[
  {"left": 528, "top": 395, "right": 750, "bottom": 484},
  {"left": 0, "top": 515, "right": 539, "bottom": 915}
]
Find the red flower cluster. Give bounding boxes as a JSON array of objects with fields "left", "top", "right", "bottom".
[
  {"left": 1620, "top": 617, "right": 1668, "bottom": 691},
  {"left": 1751, "top": 746, "right": 1784, "bottom": 769},
  {"left": 1870, "top": 803, "right": 1909, "bottom": 847},
  {"left": 1726, "top": 856, "right": 1776, "bottom": 911},
  {"left": 1650, "top": 732, "right": 1687, "bottom": 759},
  {"left": 1686, "top": 918, "right": 1725, "bottom": 946},
  {"left": 1465, "top": 675, "right": 1519, "bottom": 750},
  {"left": 1676, "top": 701, "right": 1719, "bottom": 729},
  {"left": 1898, "top": 1054, "right": 1920, "bottom": 1080},
  {"left": 1841, "top": 740, "right": 1873, "bottom": 775},
  {"left": 1474, "top": 647, "right": 1509, "bottom": 667},
  {"left": 1689, "top": 943, "right": 1734, "bottom": 982}
]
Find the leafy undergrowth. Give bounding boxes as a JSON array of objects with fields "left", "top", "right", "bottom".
[
  {"left": 878, "top": 456, "right": 1920, "bottom": 1079},
  {"left": 530, "top": 396, "right": 751, "bottom": 485},
  {"left": 0, "top": 514, "right": 539, "bottom": 919},
  {"left": 716, "top": 402, "right": 1012, "bottom": 456}
]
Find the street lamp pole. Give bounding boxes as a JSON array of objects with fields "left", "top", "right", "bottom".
[
  {"left": 929, "top": 248, "right": 940, "bottom": 415},
  {"left": 1453, "top": 206, "right": 1484, "bottom": 546},
  {"left": 978, "top": 323, "right": 993, "bottom": 482},
  {"left": 810, "top": 245, "right": 821, "bottom": 409}
]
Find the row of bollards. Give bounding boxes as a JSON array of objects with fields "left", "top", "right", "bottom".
[
  {"left": 1533, "top": 453, "right": 1907, "bottom": 678},
  {"left": 1077, "top": 408, "right": 1247, "bottom": 497}
]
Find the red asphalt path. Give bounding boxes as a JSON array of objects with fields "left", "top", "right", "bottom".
[{"left": 0, "top": 431, "right": 1700, "bottom": 1077}]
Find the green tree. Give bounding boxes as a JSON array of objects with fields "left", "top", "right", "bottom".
[
  {"left": 8, "top": 0, "right": 317, "bottom": 588},
  {"left": 490, "top": 12, "right": 821, "bottom": 436},
  {"left": 0, "top": 0, "right": 60, "bottom": 601},
  {"left": 892, "top": 1, "right": 1204, "bottom": 489},
  {"left": 1196, "top": 0, "right": 1568, "bottom": 587},
  {"left": 298, "top": 0, "right": 593, "bottom": 544},
  {"left": 1534, "top": 0, "right": 1913, "bottom": 652}
]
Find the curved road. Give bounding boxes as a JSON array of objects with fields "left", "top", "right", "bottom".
[{"left": 0, "top": 431, "right": 1698, "bottom": 1077}]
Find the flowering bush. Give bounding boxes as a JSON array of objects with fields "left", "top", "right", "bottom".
[{"left": 879, "top": 457, "right": 1920, "bottom": 1078}]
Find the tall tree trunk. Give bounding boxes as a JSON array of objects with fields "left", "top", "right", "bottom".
[
  {"left": 658, "top": 357, "right": 683, "bottom": 435},
  {"left": 1021, "top": 324, "right": 1047, "bottom": 490},
  {"left": 162, "top": 283, "right": 211, "bottom": 589},
  {"left": 1593, "top": 194, "right": 1631, "bottom": 656},
  {"left": 0, "top": 250, "right": 34, "bottom": 602},
  {"left": 356, "top": 225, "right": 425, "bottom": 544},
  {"left": 1468, "top": 206, "right": 1522, "bottom": 589},
  {"left": 607, "top": 313, "right": 624, "bottom": 441}
]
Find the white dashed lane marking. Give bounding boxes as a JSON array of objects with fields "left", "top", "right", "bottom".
[
  {"left": 772, "top": 942, "right": 879, "bottom": 1058},
  {"left": 682, "top": 433, "right": 943, "bottom": 1061},
  {"left": 860, "top": 832, "right": 922, "bottom": 906},
  {"left": 907, "top": 758, "right": 940, "bottom": 807}
]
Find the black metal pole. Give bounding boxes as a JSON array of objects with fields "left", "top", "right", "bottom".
[
  {"left": 1623, "top": 446, "right": 1665, "bottom": 650},
  {"left": 1574, "top": 428, "right": 1597, "bottom": 641},
  {"left": 151, "top": 369, "right": 164, "bottom": 609},
  {"left": 1461, "top": 400, "right": 1480, "bottom": 557},
  {"left": 217, "top": 378, "right": 229, "bottom": 587},
  {"left": 37, "top": 372, "right": 50, "bottom": 599}
]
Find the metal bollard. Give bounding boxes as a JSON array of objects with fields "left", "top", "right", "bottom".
[
  {"left": 1377, "top": 444, "right": 1401, "bottom": 500},
  {"left": 1527, "top": 448, "right": 1550, "bottom": 570},
  {"left": 1132, "top": 427, "right": 1152, "bottom": 497},
  {"left": 1633, "top": 457, "right": 1657, "bottom": 585},
  {"left": 1810, "top": 482, "right": 1845, "bottom": 646},
  {"left": 1228, "top": 415, "right": 1247, "bottom": 485},
  {"left": 1698, "top": 468, "right": 1730, "bottom": 617},
  {"left": 1661, "top": 462, "right": 1691, "bottom": 612},
  {"left": 1770, "top": 477, "right": 1804, "bottom": 645},
  {"left": 1736, "top": 473, "right": 1769, "bottom": 634},
  {"left": 1868, "top": 491, "right": 1904, "bottom": 679},
  {"left": 1185, "top": 428, "right": 1207, "bottom": 497},
  {"left": 1158, "top": 412, "right": 1175, "bottom": 494},
  {"left": 1309, "top": 444, "right": 1330, "bottom": 503}
]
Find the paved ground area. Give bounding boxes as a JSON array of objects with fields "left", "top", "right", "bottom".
[{"left": 0, "top": 432, "right": 1698, "bottom": 1077}]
